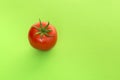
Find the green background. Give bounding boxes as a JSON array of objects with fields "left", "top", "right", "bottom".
[{"left": 0, "top": 0, "right": 120, "bottom": 80}]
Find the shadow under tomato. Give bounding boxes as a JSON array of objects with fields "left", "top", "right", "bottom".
[{"left": 11, "top": 48, "right": 56, "bottom": 79}]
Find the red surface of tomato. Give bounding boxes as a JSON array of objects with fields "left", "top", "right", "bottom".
[{"left": 28, "top": 20, "right": 57, "bottom": 51}]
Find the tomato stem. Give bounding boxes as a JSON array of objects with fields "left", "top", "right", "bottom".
[
  {"left": 44, "top": 22, "right": 50, "bottom": 29},
  {"left": 39, "top": 18, "right": 42, "bottom": 27},
  {"left": 33, "top": 19, "right": 52, "bottom": 39}
]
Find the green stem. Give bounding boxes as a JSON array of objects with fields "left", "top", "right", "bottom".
[{"left": 33, "top": 19, "right": 52, "bottom": 39}]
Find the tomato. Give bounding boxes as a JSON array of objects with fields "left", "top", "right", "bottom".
[{"left": 28, "top": 19, "right": 57, "bottom": 51}]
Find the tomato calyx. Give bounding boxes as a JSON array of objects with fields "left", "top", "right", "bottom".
[{"left": 33, "top": 19, "right": 52, "bottom": 38}]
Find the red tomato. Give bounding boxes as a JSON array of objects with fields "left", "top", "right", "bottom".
[{"left": 28, "top": 20, "right": 57, "bottom": 51}]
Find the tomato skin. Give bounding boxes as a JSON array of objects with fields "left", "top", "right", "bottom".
[{"left": 28, "top": 22, "right": 57, "bottom": 51}]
